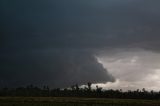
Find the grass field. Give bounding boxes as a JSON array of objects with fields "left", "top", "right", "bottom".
[{"left": 0, "top": 97, "right": 160, "bottom": 106}]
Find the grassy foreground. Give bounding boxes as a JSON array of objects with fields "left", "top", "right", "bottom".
[{"left": 0, "top": 97, "right": 160, "bottom": 106}]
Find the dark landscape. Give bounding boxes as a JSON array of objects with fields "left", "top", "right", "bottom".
[
  {"left": 0, "top": 83, "right": 160, "bottom": 106},
  {"left": 0, "top": 97, "right": 160, "bottom": 106}
]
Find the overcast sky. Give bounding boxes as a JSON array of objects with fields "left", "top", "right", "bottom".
[{"left": 1, "top": 0, "right": 160, "bottom": 90}]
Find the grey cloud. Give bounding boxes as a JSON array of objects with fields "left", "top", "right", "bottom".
[
  {"left": 1, "top": 0, "right": 160, "bottom": 88},
  {"left": 1, "top": 0, "right": 160, "bottom": 49}
]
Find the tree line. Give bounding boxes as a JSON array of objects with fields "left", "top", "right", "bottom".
[{"left": 0, "top": 82, "right": 160, "bottom": 100}]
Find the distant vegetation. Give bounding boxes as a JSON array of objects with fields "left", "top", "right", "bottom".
[{"left": 0, "top": 82, "right": 160, "bottom": 100}]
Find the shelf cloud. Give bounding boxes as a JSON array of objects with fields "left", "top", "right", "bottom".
[{"left": 1, "top": 0, "right": 160, "bottom": 88}]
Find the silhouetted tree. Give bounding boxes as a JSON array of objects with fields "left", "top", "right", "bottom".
[
  {"left": 87, "top": 82, "right": 92, "bottom": 91},
  {"left": 0, "top": 83, "right": 160, "bottom": 99},
  {"left": 75, "top": 84, "right": 79, "bottom": 91}
]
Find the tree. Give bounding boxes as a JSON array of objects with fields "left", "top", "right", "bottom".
[
  {"left": 75, "top": 84, "right": 79, "bottom": 91},
  {"left": 87, "top": 82, "right": 92, "bottom": 91}
]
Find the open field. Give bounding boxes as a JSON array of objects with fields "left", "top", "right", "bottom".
[{"left": 0, "top": 97, "right": 160, "bottom": 106}]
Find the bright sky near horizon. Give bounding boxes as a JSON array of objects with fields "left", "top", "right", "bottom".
[{"left": 94, "top": 49, "right": 160, "bottom": 91}]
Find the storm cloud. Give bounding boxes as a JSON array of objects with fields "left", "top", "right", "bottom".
[{"left": 1, "top": 0, "right": 160, "bottom": 88}]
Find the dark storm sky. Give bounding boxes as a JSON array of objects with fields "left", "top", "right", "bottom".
[{"left": 1, "top": 0, "right": 160, "bottom": 88}]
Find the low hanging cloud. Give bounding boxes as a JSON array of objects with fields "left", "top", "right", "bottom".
[
  {"left": 0, "top": 49, "right": 115, "bottom": 87},
  {"left": 1, "top": 0, "right": 160, "bottom": 88}
]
